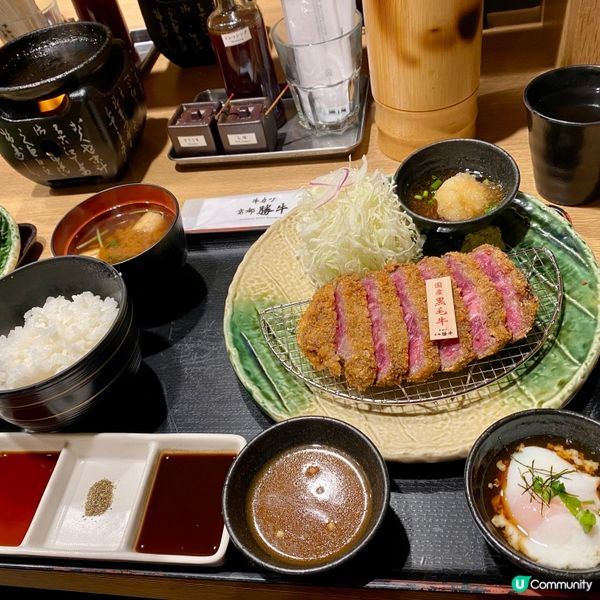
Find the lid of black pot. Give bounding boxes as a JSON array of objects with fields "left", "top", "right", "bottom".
[{"left": 0, "top": 22, "right": 113, "bottom": 101}]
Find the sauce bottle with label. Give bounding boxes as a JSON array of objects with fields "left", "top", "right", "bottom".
[{"left": 207, "top": 0, "right": 285, "bottom": 127}]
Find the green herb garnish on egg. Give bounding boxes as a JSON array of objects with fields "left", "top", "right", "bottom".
[
  {"left": 559, "top": 491, "right": 597, "bottom": 534},
  {"left": 519, "top": 460, "right": 598, "bottom": 534}
]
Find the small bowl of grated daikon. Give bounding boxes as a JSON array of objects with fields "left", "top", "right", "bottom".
[{"left": 394, "top": 139, "right": 520, "bottom": 234}]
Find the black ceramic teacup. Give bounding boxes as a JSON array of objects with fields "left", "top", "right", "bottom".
[
  {"left": 137, "top": 0, "right": 215, "bottom": 68},
  {"left": 524, "top": 65, "right": 600, "bottom": 206}
]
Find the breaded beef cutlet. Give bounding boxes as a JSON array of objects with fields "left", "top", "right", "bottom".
[
  {"left": 470, "top": 244, "right": 539, "bottom": 341},
  {"left": 418, "top": 256, "right": 476, "bottom": 372},
  {"left": 334, "top": 275, "right": 377, "bottom": 389},
  {"left": 387, "top": 263, "right": 441, "bottom": 382},
  {"left": 362, "top": 270, "right": 409, "bottom": 386},
  {"left": 297, "top": 281, "right": 341, "bottom": 377},
  {"left": 296, "top": 248, "right": 538, "bottom": 390},
  {"left": 443, "top": 252, "right": 511, "bottom": 359}
]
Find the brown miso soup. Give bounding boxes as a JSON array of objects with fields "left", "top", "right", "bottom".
[
  {"left": 247, "top": 444, "right": 372, "bottom": 566},
  {"left": 407, "top": 170, "right": 503, "bottom": 221},
  {"left": 68, "top": 203, "right": 175, "bottom": 264}
]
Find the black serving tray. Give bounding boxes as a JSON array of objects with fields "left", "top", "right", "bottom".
[{"left": 1, "top": 232, "right": 599, "bottom": 594}]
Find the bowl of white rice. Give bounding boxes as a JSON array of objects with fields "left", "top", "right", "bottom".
[{"left": 0, "top": 255, "right": 140, "bottom": 431}]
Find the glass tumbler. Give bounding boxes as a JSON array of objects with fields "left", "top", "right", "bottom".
[
  {"left": 271, "top": 11, "right": 363, "bottom": 134},
  {"left": 0, "top": 0, "right": 64, "bottom": 44}
]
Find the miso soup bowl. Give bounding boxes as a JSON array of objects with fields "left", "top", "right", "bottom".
[
  {"left": 222, "top": 416, "right": 390, "bottom": 575},
  {"left": 0, "top": 256, "right": 140, "bottom": 431},
  {"left": 394, "top": 138, "right": 520, "bottom": 234},
  {"left": 465, "top": 409, "right": 600, "bottom": 581},
  {"left": 51, "top": 183, "right": 187, "bottom": 304}
]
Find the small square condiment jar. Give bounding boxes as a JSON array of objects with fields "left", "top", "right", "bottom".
[
  {"left": 168, "top": 101, "right": 221, "bottom": 157},
  {"left": 217, "top": 98, "right": 277, "bottom": 154}
]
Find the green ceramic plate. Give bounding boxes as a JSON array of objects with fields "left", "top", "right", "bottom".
[
  {"left": 0, "top": 205, "right": 20, "bottom": 278},
  {"left": 224, "top": 193, "right": 600, "bottom": 462}
]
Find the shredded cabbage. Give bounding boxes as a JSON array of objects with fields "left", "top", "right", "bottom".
[{"left": 296, "top": 157, "right": 423, "bottom": 286}]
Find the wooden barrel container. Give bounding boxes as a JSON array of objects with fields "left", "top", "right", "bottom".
[{"left": 362, "top": 0, "right": 483, "bottom": 160}]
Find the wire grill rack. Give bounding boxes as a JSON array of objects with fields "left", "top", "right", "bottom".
[{"left": 259, "top": 247, "right": 563, "bottom": 406}]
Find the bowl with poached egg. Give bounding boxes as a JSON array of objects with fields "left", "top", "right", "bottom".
[{"left": 465, "top": 409, "right": 600, "bottom": 580}]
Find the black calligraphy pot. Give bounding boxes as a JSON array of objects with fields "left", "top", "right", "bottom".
[
  {"left": 0, "top": 22, "right": 146, "bottom": 187},
  {"left": 137, "top": 0, "right": 215, "bottom": 68}
]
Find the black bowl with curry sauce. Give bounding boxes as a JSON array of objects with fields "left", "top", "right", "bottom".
[
  {"left": 222, "top": 416, "right": 390, "bottom": 575},
  {"left": 394, "top": 138, "right": 520, "bottom": 234}
]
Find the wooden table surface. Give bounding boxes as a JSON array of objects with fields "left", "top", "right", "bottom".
[
  {"left": 1, "top": 0, "right": 597, "bottom": 263},
  {"left": 0, "top": 1, "right": 597, "bottom": 598}
]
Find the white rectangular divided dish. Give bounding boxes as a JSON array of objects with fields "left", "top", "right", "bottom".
[{"left": 0, "top": 432, "right": 246, "bottom": 565}]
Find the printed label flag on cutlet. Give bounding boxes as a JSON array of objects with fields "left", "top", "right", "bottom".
[{"left": 425, "top": 276, "right": 458, "bottom": 340}]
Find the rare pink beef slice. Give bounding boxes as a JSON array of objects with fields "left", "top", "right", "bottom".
[
  {"left": 362, "top": 271, "right": 409, "bottom": 386},
  {"left": 418, "top": 257, "right": 476, "bottom": 372},
  {"left": 470, "top": 244, "right": 539, "bottom": 341},
  {"left": 443, "top": 252, "right": 511, "bottom": 359},
  {"left": 388, "top": 263, "right": 440, "bottom": 382}
]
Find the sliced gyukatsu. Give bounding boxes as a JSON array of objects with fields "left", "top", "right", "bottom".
[
  {"left": 362, "top": 271, "right": 409, "bottom": 386},
  {"left": 297, "top": 281, "right": 341, "bottom": 378},
  {"left": 388, "top": 264, "right": 441, "bottom": 382},
  {"left": 418, "top": 256, "right": 476, "bottom": 373},
  {"left": 443, "top": 252, "right": 511, "bottom": 359},
  {"left": 334, "top": 275, "right": 378, "bottom": 390},
  {"left": 470, "top": 244, "right": 539, "bottom": 341}
]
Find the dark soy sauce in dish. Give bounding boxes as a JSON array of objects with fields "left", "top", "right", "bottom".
[
  {"left": 247, "top": 444, "right": 372, "bottom": 565},
  {"left": 136, "top": 451, "right": 236, "bottom": 556},
  {"left": 0, "top": 451, "right": 60, "bottom": 546}
]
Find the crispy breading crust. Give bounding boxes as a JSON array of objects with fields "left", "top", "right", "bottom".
[
  {"left": 418, "top": 256, "right": 476, "bottom": 372},
  {"left": 336, "top": 275, "right": 377, "bottom": 389},
  {"left": 371, "top": 270, "right": 409, "bottom": 385},
  {"left": 444, "top": 252, "right": 511, "bottom": 358},
  {"left": 388, "top": 263, "right": 441, "bottom": 382},
  {"left": 297, "top": 247, "right": 536, "bottom": 389},
  {"left": 297, "top": 281, "right": 341, "bottom": 377},
  {"left": 471, "top": 244, "right": 539, "bottom": 341}
]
